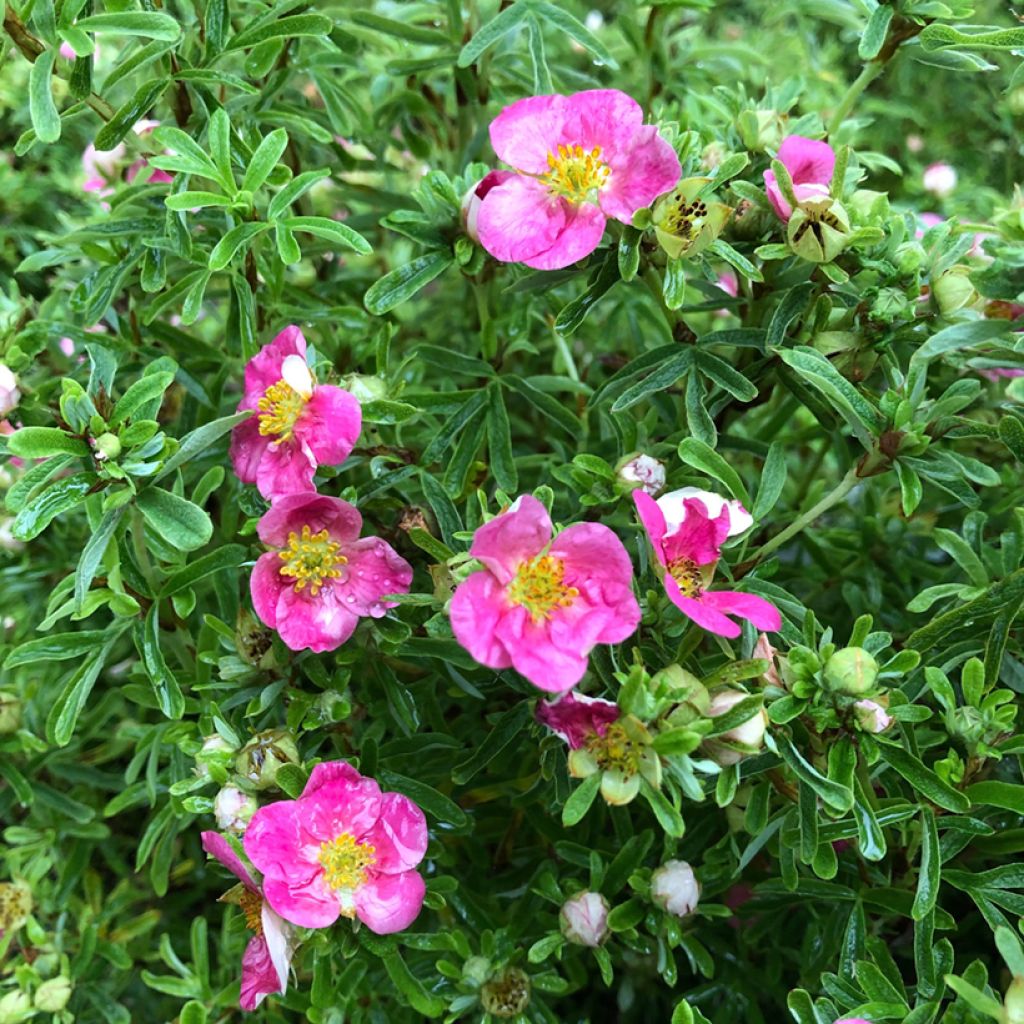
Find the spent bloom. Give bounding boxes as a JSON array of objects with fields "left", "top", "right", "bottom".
[
  {"left": 650, "top": 860, "right": 700, "bottom": 917},
  {"left": 449, "top": 495, "right": 640, "bottom": 692},
  {"left": 560, "top": 891, "right": 609, "bottom": 947},
  {"left": 243, "top": 761, "right": 428, "bottom": 934},
  {"left": 251, "top": 494, "right": 412, "bottom": 654},
  {"left": 536, "top": 690, "right": 620, "bottom": 749},
  {"left": 923, "top": 161, "right": 957, "bottom": 198},
  {"left": 0, "top": 366, "right": 20, "bottom": 417},
  {"left": 476, "top": 89, "right": 680, "bottom": 270},
  {"left": 634, "top": 488, "right": 781, "bottom": 639},
  {"left": 764, "top": 135, "right": 835, "bottom": 221},
  {"left": 230, "top": 327, "right": 362, "bottom": 501},
  {"left": 215, "top": 786, "right": 259, "bottom": 834},
  {"left": 200, "top": 832, "right": 295, "bottom": 1012}
]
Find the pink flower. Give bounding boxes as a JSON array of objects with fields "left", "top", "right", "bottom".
[
  {"left": 560, "top": 891, "right": 609, "bottom": 947},
  {"left": 716, "top": 271, "right": 738, "bottom": 298},
  {"left": 476, "top": 89, "right": 680, "bottom": 270},
  {"left": 981, "top": 368, "right": 1024, "bottom": 381},
  {"left": 634, "top": 488, "right": 781, "bottom": 639},
  {"left": 243, "top": 761, "right": 428, "bottom": 934},
  {"left": 230, "top": 327, "right": 362, "bottom": 501},
  {"left": 923, "top": 161, "right": 956, "bottom": 198},
  {"left": 915, "top": 211, "right": 944, "bottom": 238},
  {"left": 82, "top": 120, "right": 172, "bottom": 196},
  {"left": 853, "top": 699, "right": 893, "bottom": 734},
  {"left": 201, "top": 831, "right": 295, "bottom": 1012},
  {"left": 763, "top": 136, "right": 835, "bottom": 221},
  {"left": 0, "top": 366, "right": 20, "bottom": 417},
  {"left": 449, "top": 495, "right": 640, "bottom": 692},
  {"left": 536, "top": 690, "right": 620, "bottom": 749},
  {"left": 461, "top": 170, "right": 515, "bottom": 243},
  {"left": 251, "top": 493, "right": 412, "bottom": 653}
]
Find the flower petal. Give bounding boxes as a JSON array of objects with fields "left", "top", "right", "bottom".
[
  {"left": 334, "top": 537, "right": 413, "bottom": 617},
  {"left": 496, "top": 605, "right": 591, "bottom": 692},
  {"left": 240, "top": 934, "right": 284, "bottom": 1011},
  {"left": 489, "top": 94, "right": 570, "bottom": 174},
  {"left": 701, "top": 590, "right": 782, "bottom": 632},
  {"left": 274, "top": 585, "right": 360, "bottom": 653},
  {"left": 243, "top": 326, "right": 307, "bottom": 405},
  {"left": 354, "top": 870, "right": 426, "bottom": 934},
  {"left": 477, "top": 176, "right": 568, "bottom": 265},
  {"left": 633, "top": 490, "right": 669, "bottom": 565},
  {"left": 661, "top": 498, "right": 730, "bottom": 567},
  {"left": 536, "top": 691, "right": 619, "bottom": 749},
  {"left": 657, "top": 487, "right": 753, "bottom": 537},
  {"left": 663, "top": 577, "right": 741, "bottom": 638},
  {"left": 254, "top": 438, "right": 317, "bottom": 502},
  {"left": 521, "top": 202, "right": 607, "bottom": 271},
  {"left": 251, "top": 552, "right": 286, "bottom": 630},
  {"left": 263, "top": 873, "right": 340, "bottom": 929},
  {"left": 297, "top": 385, "right": 362, "bottom": 466},
  {"left": 261, "top": 905, "right": 294, "bottom": 996},
  {"left": 361, "top": 792, "right": 428, "bottom": 874},
  {"left": 201, "top": 830, "right": 257, "bottom": 890},
  {"left": 469, "top": 494, "right": 551, "bottom": 584},
  {"left": 562, "top": 89, "right": 644, "bottom": 155},
  {"left": 244, "top": 800, "right": 319, "bottom": 883},
  {"left": 600, "top": 125, "right": 680, "bottom": 223},
  {"left": 257, "top": 493, "right": 363, "bottom": 548},
  {"left": 303, "top": 761, "right": 363, "bottom": 798},
  {"left": 228, "top": 414, "right": 264, "bottom": 485},
  {"left": 449, "top": 570, "right": 515, "bottom": 671},
  {"left": 778, "top": 135, "right": 835, "bottom": 187},
  {"left": 300, "top": 773, "right": 384, "bottom": 842}
]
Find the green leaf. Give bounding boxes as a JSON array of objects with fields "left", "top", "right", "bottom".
[
  {"left": 677, "top": 437, "right": 752, "bottom": 507},
  {"left": 268, "top": 169, "right": 330, "bottom": 220},
  {"left": 858, "top": 4, "right": 893, "bottom": 59},
  {"left": 766, "top": 283, "right": 815, "bottom": 349},
  {"left": 283, "top": 215, "right": 372, "bottom": 255},
  {"left": 451, "top": 702, "right": 532, "bottom": 785},
  {"left": 377, "top": 771, "right": 470, "bottom": 831},
  {"left": 775, "top": 735, "right": 854, "bottom": 812},
  {"left": 111, "top": 371, "right": 176, "bottom": 426},
  {"left": 161, "top": 545, "right": 248, "bottom": 597},
  {"left": 606, "top": 898, "right": 645, "bottom": 932},
  {"left": 226, "top": 13, "right": 334, "bottom": 50},
  {"left": 13, "top": 474, "right": 97, "bottom": 541},
  {"left": 912, "top": 318, "right": 1009, "bottom": 363},
  {"left": 95, "top": 80, "right": 170, "bottom": 152},
  {"left": 75, "top": 506, "right": 125, "bottom": 612},
  {"left": 164, "top": 191, "right": 233, "bottom": 211},
  {"left": 140, "top": 603, "right": 185, "bottom": 719},
  {"left": 695, "top": 350, "right": 758, "bottom": 402},
  {"left": 457, "top": 1, "right": 532, "bottom": 66},
  {"left": 5, "top": 630, "right": 116, "bottom": 669},
  {"left": 241, "top": 128, "right": 289, "bottom": 193},
  {"left": 29, "top": 50, "right": 61, "bottom": 144},
  {"left": 562, "top": 772, "right": 601, "bottom": 827},
  {"left": 966, "top": 781, "right": 1024, "bottom": 814},
  {"left": 156, "top": 411, "right": 252, "bottom": 481},
  {"left": 382, "top": 952, "right": 445, "bottom": 1017},
  {"left": 611, "top": 350, "right": 694, "bottom": 412},
  {"left": 136, "top": 488, "right": 213, "bottom": 551},
  {"left": 7, "top": 426, "right": 89, "bottom": 458},
  {"left": 364, "top": 252, "right": 454, "bottom": 315},
  {"left": 877, "top": 743, "right": 970, "bottom": 813},
  {"left": 554, "top": 255, "right": 620, "bottom": 335},
  {"left": 912, "top": 808, "right": 940, "bottom": 920},
  {"left": 533, "top": 1, "right": 619, "bottom": 67},
  {"left": 921, "top": 23, "right": 1024, "bottom": 51},
  {"left": 753, "top": 442, "right": 787, "bottom": 520},
  {"left": 46, "top": 638, "right": 117, "bottom": 746},
  {"left": 76, "top": 12, "right": 182, "bottom": 39},
  {"left": 999, "top": 416, "right": 1024, "bottom": 462},
  {"left": 643, "top": 780, "right": 686, "bottom": 837},
  {"left": 208, "top": 222, "right": 270, "bottom": 271},
  {"left": 486, "top": 382, "right": 518, "bottom": 492}
]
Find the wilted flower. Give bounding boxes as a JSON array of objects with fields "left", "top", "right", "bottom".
[
  {"left": 251, "top": 494, "right": 412, "bottom": 653},
  {"left": 923, "top": 161, "right": 957, "bottom": 198},
  {"left": 0, "top": 882, "right": 32, "bottom": 937},
  {"left": 651, "top": 177, "right": 732, "bottom": 260},
  {"left": 764, "top": 135, "right": 835, "bottom": 221},
  {"left": 0, "top": 366, "right": 20, "bottom": 417},
  {"left": 461, "top": 170, "right": 514, "bottom": 243},
  {"left": 567, "top": 713, "right": 661, "bottom": 805},
  {"left": 476, "top": 89, "right": 680, "bottom": 270},
  {"left": 853, "top": 698, "right": 892, "bottom": 734},
  {"left": 787, "top": 195, "right": 851, "bottom": 263},
  {"left": 560, "top": 891, "right": 609, "bottom": 947},
  {"left": 201, "top": 831, "right": 296, "bottom": 1011},
  {"left": 536, "top": 690, "right": 620, "bottom": 749},
  {"left": 0, "top": 692, "right": 20, "bottom": 733},
  {"left": 650, "top": 860, "right": 700, "bottom": 917},
  {"left": 753, "top": 633, "right": 783, "bottom": 687},
  {"left": 230, "top": 327, "right": 362, "bottom": 502},
  {"left": 215, "top": 786, "right": 260, "bottom": 833},
  {"left": 234, "top": 731, "right": 300, "bottom": 791},
  {"left": 823, "top": 647, "right": 879, "bottom": 695},
  {"left": 449, "top": 495, "right": 640, "bottom": 692},
  {"left": 634, "top": 488, "right": 781, "bottom": 639},
  {"left": 702, "top": 688, "right": 767, "bottom": 765},
  {"left": 480, "top": 967, "right": 532, "bottom": 1018},
  {"left": 616, "top": 453, "right": 666, "bottom": 496},
  {"left": 244, "top": 761, "right": 428, "bottom": 933}
]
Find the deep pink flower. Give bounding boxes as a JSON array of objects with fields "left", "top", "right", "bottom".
[
  {"left": 536, "top": 690, "right": 620, "bottom": 749},
  {"left": 476, "top": 89, "right": 680, "bottom": 270},
  {"left": 449, "top": 495, "right": 640, "bottom": 692},
  {"left": 201, "top": 831, "right": 295, "bottom": 1012},
  {"left": 243, "top": 762, "right": 428, "bottom": 934},
  {"left": 251, "top": 493, "right": 412, "bottom": 653},
  {"left": 981, "top": 368, "right": 1024, "bottom": 381},
  {"left": 461, "top": 170, "right": 515, "bottom": 243},
  {"left": 763, "top": 136, "right": 835, "bottom": 221},
  {"left": 634, "top": 489, "right": 780, "bottom": 639},
  {"left": 230, "top": 327, "right": 362, "bottom": 501}
]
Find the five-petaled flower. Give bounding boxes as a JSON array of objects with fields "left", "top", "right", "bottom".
[
  {"left": 243, "top": 761, "right": 428, "bottom": 934},
  {"left": 634, "top": 487, "right": 781, "bottom": 638},
  {"left": 230, "top": 327, "right": 362, "bottom": 502},
  {"left": 476, "top": 89, "right": 681, "bottom": 270},
  {"left": 449, "top": 495, "right": 640, "bottom": 692},
  {"left": 201, "top": 831, "right": 295, "bottom": 1012},
  {"left": 763, "top": 135, "right": 835, "bottom": 221},
  {"left": 251, "top": 493, "right": 412, "bottom": 653}
]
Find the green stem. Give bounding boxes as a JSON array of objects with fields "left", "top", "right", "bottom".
[
  {"left": 751, "top": 466, "right": 860, "bottom": 565},
  {"left": 827, "top": 62, "right": 883, "bottom": 135}
]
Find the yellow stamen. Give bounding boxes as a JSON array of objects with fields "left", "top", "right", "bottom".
[
  {"left": 587, "top": 722, "right": 640, "bottom": 775},
  {"left": 507, "top": 554, "right": 579, "bottom": 623},
  {"left": 278, "top": 524, "right": 347, "bottom": 596},
  {"left": 667, "top": 557, "right": 702, "bottom": 598},
  {"left": 258, "top": 378, "right": 309, "bottom": 441},
  {"left": 239, "top": 887, "right": 263, "bottom": 935},
  {"left": 539, "top": 143, "right": 610, "bottom": 203},
  {"left": 318, "top": 833, "right": 376, "bottom": 909}
]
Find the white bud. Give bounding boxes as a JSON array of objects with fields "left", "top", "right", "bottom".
[
  {"left": 651, "top": 860, "right": 700, "bottom": 917},
  {"left": 703, "top": 688, "right": 767, "bottom": 766},
  {"left": 616, "top": 454, "right": 666, "bottom": 497},
  {"left": 560, "top": 891, "right": 609, "bottom": 947},
  {"left": 214, "top": 786, "right": 258, "bottom": 833},
  {"left": 853, "top": 699, "right": 892, "bottom": 734}
]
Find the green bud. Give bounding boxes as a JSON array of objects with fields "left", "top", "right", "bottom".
[
  {"left": 0, "top": 691, "right": 21, "bottom": 734},
  {"left": 194, "top": 734, "right": 236, "bottom": 778},
  {"left": 0, "top": 990, "right": 32, "bottom": 1024},
  {"left": 480, "top": 967, "right": 531, "bottom": 1018},
  {"left": 235, "top": 729, "right": 300, "bottom": 790},
  {"left": 1004, "top": 974, "right": 1024, "bottom": 1024},
  {"left": 846, "top": 188, "right": 889, "bottom": 223},
  {"left": 932, "top": 265, "right": 977, "bottom": 316},
  {"left": 652, "top": 177, "right": 732, "bottom": 261},
  {"left": 787, "top": 197, "right": 851, "bottom": 263},
  {"left": 823, "top": 647, "right": 879, "bottom": 696},
  {"left": 33, "top": 977, "right": 72, "bottom": 1013},
  {"left": 870, "top": 287, "right": 911, "bottom": 324},
  {"left": 341, "top": 373, "right": 389, "bottom": 404},
  {"left": 951, "top": 705, "right": 984, "bottom": 745},
  {"left": 737, "top": 109, "right": 784, "bottom": 152},
  {"left": 894, "top": 240, "right": 925, "bottom": 275},
  {"left": 93, "top": 432, "right": 122, "bottom": 461}
]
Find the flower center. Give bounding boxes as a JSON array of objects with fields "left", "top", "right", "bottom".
[
  {"left": 238, "top": 887, "right": 263, "bottom": 936},
  {"left": 258, "top": 379, "right": 308, "bottom": 441},
  {"left": 667, "top": 557, "right": 702, "bottom": 598},
  {"left": 659, "top": 193, "right": 709, "bottom": 240},
  {"left": 318, "top": 832, "right": 376, "bottom": 897},
  {"left": 278, "top": 524, "right": 347, "bottom": 596},
  {"left": 587, "top": 722, "right": 641, "bottom": 775},
  {"left": 540, "top": 144, "right": 610, "bottom": 204},
  {"left": 507, "top": 554, "right": 579, "bottom": 623}
]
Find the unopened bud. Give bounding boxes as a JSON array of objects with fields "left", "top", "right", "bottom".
[
  {"left": 93, "top": 432, "right": 121, "bottom": 461},
  {"left": 235, "top": 730, "right": 300, "bottom": 790},
  {"left": 462, "top": 955, "right": 492, "bottom": 988},
  {"left": 341, "top": 373, "right": 389, "bottom": 404},
  {"left": 34, "top": 977, "right": 72, "bottom": 1013},
  {"left": 651, "top": 860, "right": 700, "bottom": 917},
  {"left": 737, "top": 109, "right": 784, "bottom": 152},
  {"left": 0, "top": 691, "right": 21, "bottom": 733},
  {"left": 194, "top": 734, "right": 236, "bottom": 778},
  {"left": 923, "top": 161, "right": 957, "bottom": 198},
  {"left": 461, "top": 170, "right": 514, "bottom": 243},
  {"left": 702, "top": 689, "right": 767, "bottom": 766},
  {"left": 615, "top": 453, "right": 666, "bottom": 497},
  {"left": 1004, "top": 974, "right": 1024, "bottom": 1024},
  {"left": 853, "top": 699, "right": 892, "bottom": 734},
  {"left": 0, "top": 990, "right": 31, "bottom": 1024},
  {"left": 214, "top": 785, "right": 258, "bottom": 833},
  {"left": 823, "top": 647, "right": 879, "bottom": 696},
  {"left": 560, "top": 891, "right": 609, "bottom": 947},
  {"left": 932, "top": 266, "right": 977, "bottom": 316},
  {"left": 894, "top": 240, "right": 925, "bottom": 275}
]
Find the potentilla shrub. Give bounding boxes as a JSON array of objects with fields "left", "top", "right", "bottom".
[{"left": 3, "top": 1, "right": 1024, "bottom": 1022}]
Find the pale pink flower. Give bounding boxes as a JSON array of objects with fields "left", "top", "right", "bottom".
[
  {"left": 536, "top": 690, "right": 619, "bottom": 749},
  {"left": 449, "top": 495, "right": 640, "bottom": 692},
  {"left": 906, "top": 134, "right": 924, "bottom": 154},
  {"left": 616, "top": 453, "right": 666, "bottom": 496},
  {"left": 915, "top": 211, "right": 944, "bottom": 238},
  {"left": 560, "top": 891, "right": 609, "bottom": 947},
  {"left": 59, "top": 41, "right": 76, "bottom": 60},
  {"left": 461, "top": 170, "right": 514, "bottom": 243},
  {"left": 763, "top": 136, "right": 835, "bottom": 221},
  {"left": 853, "top": 699, "right": 893, "bottom": 734},
  {"left": 83, "top": 120, "right": 172, "bottom": 196},
  {"left": 243, "top": 762, "right": 428, "bottom": 934},
  {"left": 650, "top": 860, "right": 700, "bottom": 917},
  {"left": 476, "top": 89, "right": 680, "bottom": 270},
  {"left": 201, "top": 831, "right": 295, "bottom": 1012},
  {"left": 923, "top": 161, "right": 957, "bottom": 198},
  {"left": 251, "top": 494, "right": 412, "bottom": 654},
  {"left": 0, "top": 366, "right": 20, "bottom": 417},
  {"left": 230, "top": 327, "right": 362, "bottom": 501},
  {"left": 634, "top": 489, "right": 780, "bottom": 639},
  {"left": 835, "top": 1019, "right": 873, "bottom": 1024}
]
